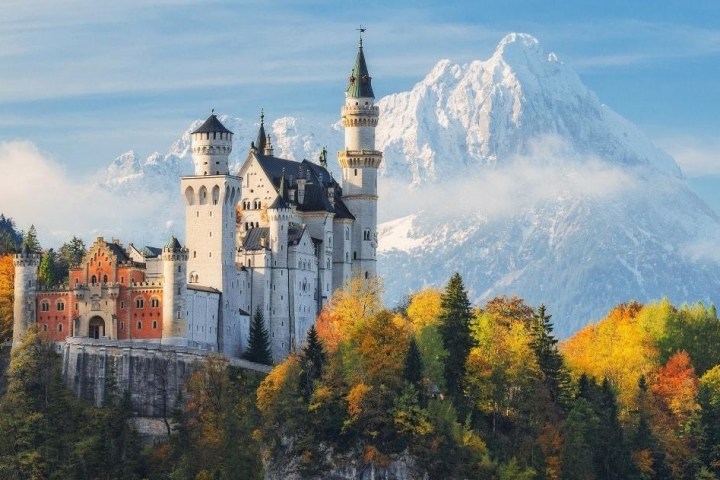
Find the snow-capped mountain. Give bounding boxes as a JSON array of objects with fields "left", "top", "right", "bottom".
[{"left": 100, "top": 32, "right": 720, "bottom": 337}]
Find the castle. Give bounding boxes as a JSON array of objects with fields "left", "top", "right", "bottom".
[{"left": 12, "top": 36, "right": 381, "bottom": 361}]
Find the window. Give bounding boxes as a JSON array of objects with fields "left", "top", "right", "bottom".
[
  {"left": 57, "top": 301, "right": 65, "bottom": 311},
  {"left": 58, "top": 324, "right": 63, "bottom": 332},
  {"left": 137, "top": 321, "right": 142, "bottom": 330},
  {"left": 364, "top": 229, "right": 371, "bottom": 241},
  {"left": 135, "top": 298, "right": 144, "bottom": 309},
  {"left": 120, "top": 301, "right": 124, "bottom": 309},
  {"left": 41, "top": 301, "right": 50, "bottom": 312},
  {"left": 43, "top": 324, "right": 48, "bottom": 332},
  {"left": 353, "top": 251, "right": 357, "bottom": 260},
  {"left": 103, "top": 275, "right": 108, "bottom": 283},
  {"left": 152, "top": 320, "right": 157, "bottom": 329},
  {"left": 151, "top": 298, "right": 159, "bottom": 308},
  {"left": 178, "top": 265, "right": 181, "bottom": 272},
  {"left": 120, "top": 322, "right": 124, "bottom": 330},
  {"left": 91, "top": 275, "right": 97, "bottom": 284}
]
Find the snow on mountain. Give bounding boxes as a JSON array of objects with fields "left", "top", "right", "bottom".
[{"left": 99, "top": 32, "right": 720, "bottom": 337}]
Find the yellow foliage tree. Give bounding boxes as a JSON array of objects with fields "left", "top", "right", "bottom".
[
  {"left": 316, "top": 277, "right": 383, "bottom": 352},
  {"left": 406, "top": 288, "right": 442, "bottom": 331},
  {"left": 562, "top": 302, "right": 658, "bottom": 410}
]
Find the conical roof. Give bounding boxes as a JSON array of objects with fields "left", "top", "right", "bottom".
[
  {"left": 192, "top": 113, "right": 233, "bottom": 135},
  {"left": 255, "top": 111, "right": 267, "bottom": 153},
  {"left": 164, "top": 236, "right": 183, "bottom": 251},
  {"left": 346, "top": 41, "right": 374, "bottom": 98}
]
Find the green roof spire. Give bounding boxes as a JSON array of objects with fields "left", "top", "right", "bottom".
[
  {"left": 254, "top": 109, "right": 267, "bottom": 154},
  {"left": 346, "top": 27, "right": 374, "bottom": 99}
]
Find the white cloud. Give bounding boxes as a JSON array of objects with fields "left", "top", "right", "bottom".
[
  {"left": 0, "top": 140, "right": 178, "bottom": 248},
  {"left": 657, "top": 137, "right": 720, "bottom": 176},
  {"left": 379, "top": 136, "right": 638, "bottom": 222}
]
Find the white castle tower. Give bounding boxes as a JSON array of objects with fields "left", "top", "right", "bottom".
[
  {"left": 13, "top": 245, "right": 41, "bottom": 347},
  {"left": 161, "top": 237, "right": 188, "bottom": 345},
  {"left": 338, "top": 34, "right": 382, "bottom": 279},
  {"left": 267, "top": 177, "right": 292, "bottom": 358},
  {"left": 181, "top": 113, "right": 243, "bottom": 354}
]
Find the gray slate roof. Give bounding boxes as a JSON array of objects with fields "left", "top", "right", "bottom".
[
  {"left": 192, "top": 114, "right": 233, "bottom": 135},
  {"left": 242, "top": 227, "right": 269, "bottom": 251}
]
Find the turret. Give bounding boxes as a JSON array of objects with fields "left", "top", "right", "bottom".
[
  {"left": 161, "top": 237, "right": 189, "bottom": 345},
  {"left": 13, "top": 245, "right": 41, "bottom": 348},
  {"left": 267, "top": 176, "right": 292, "bottom": 358},
  {"left": 338, "top": 32, "right": 382, "bottom": 280},
  {"left": 191, "top": 112, "right": 233, "bottom": 176}
]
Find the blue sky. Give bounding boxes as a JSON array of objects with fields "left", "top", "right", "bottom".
[{"left": 1, "top": 0, "right": 720, "bottom": 215}]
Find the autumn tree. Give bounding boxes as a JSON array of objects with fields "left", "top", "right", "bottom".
[
  {"left": 243, "top": 307, "right": 273, "bottom": 365},
  {"left": 437, "top": 273, "right": 473, "bottom": 410},
  {"left": 0, "top": 255, "right": 14, "bottom": 342},
  {"left": 407, "top": 288, "right": 442, "bottom": 330}
]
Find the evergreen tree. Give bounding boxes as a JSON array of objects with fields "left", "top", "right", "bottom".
[
  {"left": 0, "top": 214, "right": 22, "bottom": 254},
  {"left": 38, "top": 249, "right": 57, "bottom": 287},
  {"left": 56, "top": 236, "right": 86, "bottom": 282},
  {"left": 21, "top": 224, "right": 40, "bottom": 253},
  {"left": 299, "top": 325, "right": 326, "bottom": 400},
  {"left": 437, "top": 273, "right": 473, "bottom": 410},
  {"left": 243, "top": 307, "right": 273, "bottom": 365},
  {"left": 403, "top": 336, "right": 424, "bottom": 390},
  {"left": 531, "top": 304, "right": 572, "bottom": 408}
]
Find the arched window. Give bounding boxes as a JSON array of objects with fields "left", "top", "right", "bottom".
[
  {"left": 151, "top": 298, "right": 160, "bottom": 308},
  {"left": 58, "top": 324, "right": 63, "bottom": 332},
  {"left": 102, "top": 275, "right": 108, "bottom": 283},
  {"left": 135, "top": 298, "right": 144, "bottom": 309},
  {"left": 56, "top": 301, "right": 65, "bottom": 311},
  {"left": 41, "top": 301, "right": 50, "bottom": 312},
  {"left": 152, "top": 320, "right": 158, "bottom": 329},
  {"left": 345, "top": 227, "right": 349, "bottom": 240},
  {"left": 137, "top": 321, "right": 142, "bottom": 330},
  {"left": 91, "top": 275, "right": 97, "bottom": 285},
  {"left": 353, "top": 251, "right": 357, "bottom": 260}
]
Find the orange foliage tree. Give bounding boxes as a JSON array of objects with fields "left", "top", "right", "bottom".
[{"left": 0, "top": 254, "right": 14, "bottom": 342}]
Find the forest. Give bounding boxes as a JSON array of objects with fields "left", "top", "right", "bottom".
[{"left": 1, "top": 216, "right": 720, "bottom": 479}]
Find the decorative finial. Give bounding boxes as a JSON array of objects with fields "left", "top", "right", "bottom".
[
  {"left": 357, "top": 25, "right": 366, "bottom": 47},
  {"left": 211, "top": 108, "right": 215, "bottom": 115},
  {"left": 260, "top": 108, "right": 264, "bottom": 126}
]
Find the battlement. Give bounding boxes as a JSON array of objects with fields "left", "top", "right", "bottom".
[
  {"left": 13, "top": 252, "right": 41, "bottom": 267},
  {"left": 337, "top": 150, "right": 383, "bottom": 169}
]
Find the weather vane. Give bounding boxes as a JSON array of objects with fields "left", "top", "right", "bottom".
[{"left": 357, "top": 25, "right": 366, "bottom": 46}]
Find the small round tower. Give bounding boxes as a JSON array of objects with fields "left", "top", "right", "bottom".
[
  {"left": 13, "top": 245, "right": 41, "bottom": 348},
  {"left": 161, "top": 236, "right": 189, "bottom": 345},
  {"left": 191, "top": 112, "right": 233, "bottom": 176}
]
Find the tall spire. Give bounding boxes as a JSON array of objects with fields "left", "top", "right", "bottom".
[
  {"left": 255, "top": 109, "right": 267, "bottom": 153},
  {"left": 346, "top": 28, "right": 374, "bottom": 98}
]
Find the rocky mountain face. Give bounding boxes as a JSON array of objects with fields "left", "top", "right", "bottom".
[{"left": 101, "top": 33, "right": 720, "bottom": 337}]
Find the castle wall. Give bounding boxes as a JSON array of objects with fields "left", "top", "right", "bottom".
[{"left": 61, "top": 337, "right": 270, "bottom": 416}]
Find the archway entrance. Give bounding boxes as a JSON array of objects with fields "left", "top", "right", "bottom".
[{"left": 89, "top": 316, "right": 105, "bottom": 339}]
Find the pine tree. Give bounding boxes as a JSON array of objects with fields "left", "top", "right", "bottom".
[
  {"left": 56, "top": 236, "right": 86, "bottom": 282},
  {"left": 437, "top": 273, "right": 473, "bottom": 410},
  {"left": 403, "top": 336, "right": 424, "bottom": 389},
  {"left": 21, "top": 224, "right": 40, "bottom": 253},
  {"left": 531, "top": 304, "right": 572, "bottom": 409},
  {"left": 243, "top": 307, "right": 273, "bottom": 365},
  {"left": 38, "top": 249, "right": 56, "bottom": 287},
  {"left": 0, "top": 214, "right": 22, "bottom": 254},
  {"left": 299, "top": 325, "right": 326, "bottom": 400}
]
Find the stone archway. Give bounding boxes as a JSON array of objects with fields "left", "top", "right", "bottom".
[{"left": 88, "top": 316, "right": 105, "bottom": 339}]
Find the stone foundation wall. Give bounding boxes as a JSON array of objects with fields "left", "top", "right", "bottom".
[{"left": 61, "top": 337, "right": 269, "bottom": 416}]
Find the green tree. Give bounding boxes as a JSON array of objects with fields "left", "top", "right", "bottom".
[
  {"left": 437, "top": 273, "right": 473, "bottom": 410},
  {"left": 403, "top": 336, "right": 424, "bottom": 391},
  {"left": 38, "top": 249, "right": 57, "bottom": 287},
  {"left": 699, "top": 366, "right": 720, "bottom": 476},
  {"left": 531, "top": 304, "right": 572, "bottom": 409},
  {"left": 0, "top": 214, "right": 22, "bottom": 254},
  {"left": 243, "top": 307, "right": 273, "bottom": 365},
  {"left": 55, "top": 236, "right": 86, "bottom": 282},
  {"left": 21, "top": 224, "right": 40, "bottom": 253},
  {"left": 299, "top": 325, "right": 326, "bottom": 400}
]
